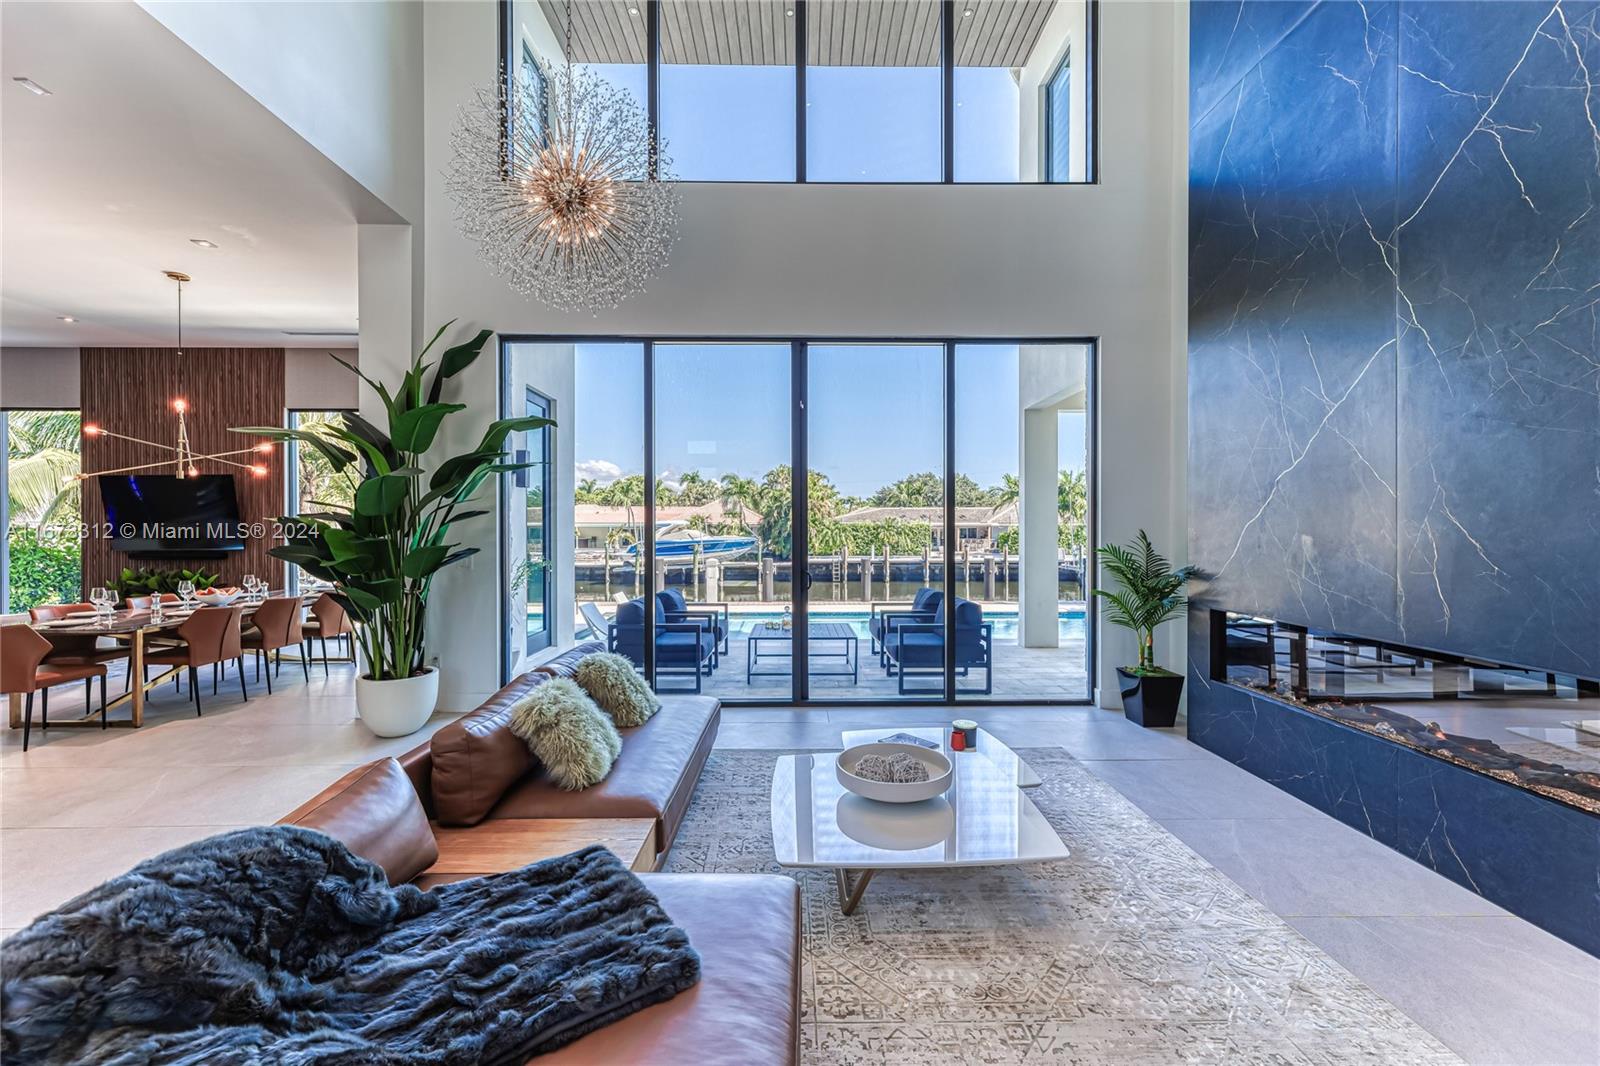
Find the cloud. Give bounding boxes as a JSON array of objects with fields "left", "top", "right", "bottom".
[{"left": 575, "top": 459, "right": 623, "bottom": 483}]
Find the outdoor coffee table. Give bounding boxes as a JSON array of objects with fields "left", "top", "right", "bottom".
[
  {"left": 770, "top": 730, "right": 1068, "bottom": 914},
  {"left": 746, "top": 621, "right": 859, "bottom": 684}
]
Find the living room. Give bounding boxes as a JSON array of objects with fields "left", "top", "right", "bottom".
[{"left": 2, "top": 2, "right": 1596, "bottom": 1064}]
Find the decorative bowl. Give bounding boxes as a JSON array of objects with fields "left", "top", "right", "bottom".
[
  {"left": 835, "top": 742, "right": 953, "bottom": 804},
  {"left": 195, "top": 587, "right": 241, "bottom": 606}
]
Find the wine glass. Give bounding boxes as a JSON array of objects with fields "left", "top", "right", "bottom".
[
  {"left": 241, "top": 574, "right": 257, "bottom": 601},
  {"left": 89, "top": 587, "right": 110, "bottom": 623},
  {"left": 177, "top": 580, "right": 196, "bottom": 608}
]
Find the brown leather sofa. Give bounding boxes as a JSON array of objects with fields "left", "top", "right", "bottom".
[{"left": 279, "top": 643, "right": 801, "bottom": 1066}]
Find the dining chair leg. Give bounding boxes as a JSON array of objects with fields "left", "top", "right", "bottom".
[
  {"left": 190, "top": 666, "right": 202, "bottom": 716},
  {"left": 236, "top": 657, "right": 248, "bottom": 702},
  {"left": 41, "top": 686, "right": 49, "bottom": 730},
  {"left": 212, "top": 662, "right": 219, "bottom": 695},
  {"left": 255, "top": 650, "right": 262, "bottom": 681},
  {"left": 264, "top": 657, "right": 273, "bottom": 695},
  {"left": 321, "top": 636, "right": 330, "bottom": 677},
  {"left": 300, "top": 642, "right": 309, "bottom": 682},
  {"left": 275, "top": 649, "right": 282, "bottom": 678},
  {"left": 22, "top": 692, "right": 33, "bottom": 751},
  {"left": 99, "top": 675, "right": 108, "bottom": 729},
  {"left": 85, "top": 677, "right": 93, "bottom": 716}
]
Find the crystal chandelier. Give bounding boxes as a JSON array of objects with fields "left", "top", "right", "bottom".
[
  {"left": 445, "top": 6, "right": 680, "bottom": 314},
  {"left": 76, "top": 271, "right": 275, "bottom": 481}
]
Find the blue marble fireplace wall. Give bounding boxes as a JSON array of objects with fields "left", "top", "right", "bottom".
[
  {"left": 1187, "top": 1, "right": 1600, "bottom": 955},
  {"left": 1188, "top": 0, "right": 1599, "bottom": 677}
]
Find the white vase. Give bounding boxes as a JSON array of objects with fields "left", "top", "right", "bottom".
[{"left": 354, "top": 668, "right": 439, "bottom": 737}]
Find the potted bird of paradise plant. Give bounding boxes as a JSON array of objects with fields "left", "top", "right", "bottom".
[
  {"left": 1094, "top": 530, "right": 1199, "bottom": 727},
  {"left": 235, "top": 323, "right": 551, "bottom": 737}
]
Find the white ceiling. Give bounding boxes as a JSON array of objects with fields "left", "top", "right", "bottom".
[{"left": 1, "top": 1, "right": 384, "bottom": 348}]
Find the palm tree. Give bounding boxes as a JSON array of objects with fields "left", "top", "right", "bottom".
[{"left": 6, "top": 410, "right": 81, "bottom": 529}]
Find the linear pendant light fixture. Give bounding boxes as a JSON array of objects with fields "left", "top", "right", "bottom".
[{"left": 75, "top": 271, "right": 276, "bottom": 481}]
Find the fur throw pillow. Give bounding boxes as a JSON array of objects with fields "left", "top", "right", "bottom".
[
  {"left": 574, "top": 652, "right": 661, "bottom": 728},
  {"left": 508, "top": 678, "right": 622, "bottom": 790}
]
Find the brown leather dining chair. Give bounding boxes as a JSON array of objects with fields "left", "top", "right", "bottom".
[
  {"left": 241, "top": 596, "right": 308, "bottom": 693},
  {"left": 30, "top": 602, "right": 134, "bottom": 693},
  {"left": 1, "top": 624, "right": 109, "bottom": 750},
  {"left": 302, "top": 593, "right": 356, "bottom": 677},
  {"left": 143, "top": 606, "right": 247, "bottom": 715},
  {"left": 123, "top": 594, "right": 180, "bottom": 610}
]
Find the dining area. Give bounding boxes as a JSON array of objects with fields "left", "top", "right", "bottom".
[{"left": 1, "top": 585, "right": 356, "bottom": 750}]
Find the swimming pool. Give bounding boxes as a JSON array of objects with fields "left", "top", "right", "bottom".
[{"left": 725, "top": 607, "right": 1085, "bottom": 642}]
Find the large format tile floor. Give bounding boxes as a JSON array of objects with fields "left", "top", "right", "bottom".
[{"left": 2, "top": 665, "right": 1595, "bottom": 1064}]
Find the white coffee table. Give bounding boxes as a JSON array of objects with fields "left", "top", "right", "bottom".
[{"left": 771, "top": 729, "right": 1068, "bottom": 914}]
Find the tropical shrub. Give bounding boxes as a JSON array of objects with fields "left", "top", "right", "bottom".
[{"left": 7, "top": 527, "right": 80, "bottom": 609}]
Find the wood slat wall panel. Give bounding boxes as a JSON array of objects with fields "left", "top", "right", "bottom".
[{"left": 80, "top": 348, "right": 286, "bottom": 595}]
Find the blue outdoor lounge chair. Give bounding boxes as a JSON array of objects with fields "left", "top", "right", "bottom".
[
  {"left": 868, "top": 588, "right": 944, "bottom": 665},
  {"left": 656, "top": 588, "right": 729, "bottom": 658},
  {"left": 882, "top": 596, "right": 993, "bottom": 695},
  {"left": 608, "top": 597, "right": 718, "bottom": 693}
]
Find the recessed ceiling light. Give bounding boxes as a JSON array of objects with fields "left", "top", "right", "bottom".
[
  {"left": 12, "top": 77, "right": 52, "bottom": 96},
  {"left": 189, "top": 238, "right": 218, "bottom": 248},
  {"left": 57, "top": 315, "right": 76, "bottom": 323},
  {"left": 628, "top": 6, "right": 639, "bottom": 13},
  {"left": 786, "top": 8, "right": 794, "bottom": 16},
  {"left": 963, "top": 9, "right": 974, "bottom": 17}
]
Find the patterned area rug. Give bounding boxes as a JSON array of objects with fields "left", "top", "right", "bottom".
[{"left": 664, "top": 748, "right": 1460, "bottom": 1065}]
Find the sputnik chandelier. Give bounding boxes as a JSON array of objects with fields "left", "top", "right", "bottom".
[
  {"left": 75, "top": 271, "right": 275, "bottom": 482},
  {"left": 445, "top": 2, "right": 680, "bottom": 314}
]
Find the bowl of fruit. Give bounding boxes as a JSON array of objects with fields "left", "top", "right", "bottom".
[{"left": 194, "top": 586, "right": 242, "bottom": 606}]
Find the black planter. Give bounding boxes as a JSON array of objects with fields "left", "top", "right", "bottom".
[{"left": 1117, "top": 668, "right": 1185, "bottom": 728}]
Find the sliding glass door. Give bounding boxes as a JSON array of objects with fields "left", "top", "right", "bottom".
[
  {"left": 502, "top": 336, "right": 1093, "bottom": 703},
  {"left": 954, "top": 344, "right": 1091, "bottom": 701},
  {"left": 652, "top": 343, "right": 793, "bottom": 699},
  {"left": 807, "top": 344, "right": 947, "bottom": 700}
]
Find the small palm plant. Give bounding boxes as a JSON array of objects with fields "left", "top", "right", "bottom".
[{"left": 1094, "top": 530, "right": 1198, "bottom": 675}]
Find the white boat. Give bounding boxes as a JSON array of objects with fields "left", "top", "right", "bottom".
[{"left": 622, "top": 520, "right": 757, "bottom": 560}]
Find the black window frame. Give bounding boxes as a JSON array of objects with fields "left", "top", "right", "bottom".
[
  {"left": 497, "top": 0, "right": 1099, "bottom": 186},
  {"left": 498, "top": 334, "right": 1098, "bottom": 707}
]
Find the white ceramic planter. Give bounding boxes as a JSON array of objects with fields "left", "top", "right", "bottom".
[{"left": 354, "top": 668, "right": 438, "bottom": 737}]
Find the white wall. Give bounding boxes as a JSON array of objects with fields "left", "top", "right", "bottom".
[
  {"left": 285, "top": 348, "right": 358, "bottom": 410},
  {"left": 419, "top": 0, "right": 1185, "bottom": 710},
  {"left": 140, "top": 0, "right": 424, "bottom": 226},
  {"left": 0, "top": 348, "right": 79, "bottom": 409}
]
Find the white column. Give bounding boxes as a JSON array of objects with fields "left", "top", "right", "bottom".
[
  {"left": 356, "top": 223, "right": 416, "bottom": 426},
  {"left": 1019, "top": 407, "right": 1060, "bottom": 649}
]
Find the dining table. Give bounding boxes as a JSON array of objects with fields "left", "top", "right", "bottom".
[{"left": 10, "top": 591, "right": 329, "bottom": 730}]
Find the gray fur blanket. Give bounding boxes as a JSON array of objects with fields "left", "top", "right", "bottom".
[{"left": 1, "top": 827, "right": 700, "bottom": 1064}]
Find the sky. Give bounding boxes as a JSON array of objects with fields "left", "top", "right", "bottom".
[
  {"left": 585, "top": 60, "right": 1024, "bottom": 182},
  {"left": 555, "top": 55, "right": 1081, "bottom": 499},
  {"left": 567, "top": 342, "right": 1087, "bottom": 499}
]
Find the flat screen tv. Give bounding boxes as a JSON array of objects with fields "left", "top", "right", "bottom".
[{"left": 99, "top": 474, "right": 245, "bottom": 558}]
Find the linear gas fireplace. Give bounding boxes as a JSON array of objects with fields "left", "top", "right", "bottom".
[{"left": 1211, "top": 612, "right": 1600, "bottom": 815}]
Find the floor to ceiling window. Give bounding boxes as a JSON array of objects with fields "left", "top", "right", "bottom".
[
  {"left": 3, "top": 409, "right": 82, "bottom": 612},
  {"left": 284, "top": 411, "right": 355, "bottom": 594},
  {"left": 653, "top": 343, "right": 792, "bottom": 696},
  {"left": 502, "top": 337, "right": 1094, "bottom": 704},
  {"left": 954, "top": 344, "right": 1090, "bottom": 700},
  {"left": 501, "top": 0, "right": 1096, "bottom": 184},
  {"left": 808, "top": 343, "right": 947, "bottom": 699}
]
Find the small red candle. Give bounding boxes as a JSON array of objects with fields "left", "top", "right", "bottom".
[{"left": 951, "top": 730, "right": 966, "bottom": 751}]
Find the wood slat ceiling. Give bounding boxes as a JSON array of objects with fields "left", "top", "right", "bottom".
[{"left": 536, "top": 0, "right": 1055, "bottom": 67}]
